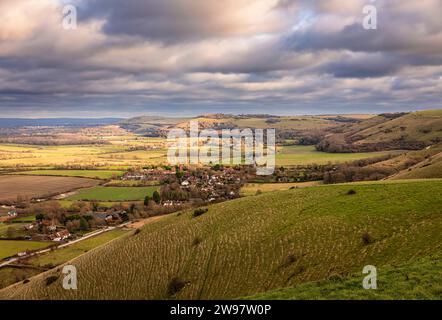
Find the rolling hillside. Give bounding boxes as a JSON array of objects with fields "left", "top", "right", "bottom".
[
  {"left": 368, "top": 143, "right": 442, "bottom": 180},
  {"left": 1, "top": 180, "right": 441, "bottom": 300},
  {"left": 318, "top": 110, "right": 442, "bottom": 152},
  {"left": 120, "top": 114, "right": 363, "bottom": 141}
]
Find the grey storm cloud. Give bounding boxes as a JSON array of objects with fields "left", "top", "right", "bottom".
[{"left": 0, "top": 0, "right": 441, "bottom": 117}]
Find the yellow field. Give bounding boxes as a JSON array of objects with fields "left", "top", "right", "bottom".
[{"left": 0, "top": 133, "right": 168, "bottom": 169}]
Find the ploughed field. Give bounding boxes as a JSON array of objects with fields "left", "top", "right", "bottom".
[
  {"left": 0, "top": 175, "right": 100, "bottom": 203},
  {"left": 1, "top": 179, "right": 440, "bottom": 300},
  {"left": 10, "top": 170, "right": 125, "bottom": 179}
]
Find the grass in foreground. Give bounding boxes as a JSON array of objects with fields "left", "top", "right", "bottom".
[
  {"left": 67, "top": 186, "right": 159, "bottom": 201},
  {"left": 1, "top": 180, "right": 440, "bottom": 300},
  {"left": 245, "top": 254, "right": 442, "bottom": 300}
]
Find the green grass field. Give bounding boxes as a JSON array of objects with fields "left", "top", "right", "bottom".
[
  {"left": 0, "top": 241, "right": 52, "bottom": 260},
  {"left": 11, "top": 215, "right": 35, "bottom": 223},
  {"left": 2, "top": 179, "right": 440, "bottom": 300},
  {"left": 276, "top": 146, "right": 397, "bottom": 166},
  {"left": 12, "top": 170, "right": 125, "bottom": 179},
  {"left": 67, "top": 186, "right": 159, "bottom": 201},
  {"left": 0, "top": 223, "right": 27, "bottom": 238},
  {"left": 27, "top": 229, "right": 129, "bottom": 268}
]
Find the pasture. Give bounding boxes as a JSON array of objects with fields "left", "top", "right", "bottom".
[
  {"left": 0, "top": 132, "right": 168, "bottom": 169},
  {"left": 0, "top": 241, "right": 52, "bottom": 260},
  {"left": 0, "top": 175, "right": 100, "bottom": 203},
  {"left": 67, "top": 186, "right": 159, "bottom": 201},
  {"left": 0, "top": 223, "right": 27, "bottom": 238},
  {"left": 276, "top": 145, "right": 398, "bottom": 166}
]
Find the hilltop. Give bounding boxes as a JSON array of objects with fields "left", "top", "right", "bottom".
[
  {"left": 120, "top": 113, "right": 369, "bottom": 143},
  {"left": 1, "top": 179, "right": 441, "bottom": 300}
]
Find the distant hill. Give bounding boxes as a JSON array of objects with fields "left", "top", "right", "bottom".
[
  {"left": 317, "top": 110, "right": 442, "bottom": 152},
  {"left": 120, "top": 114, "right": 362, "bottom": 142},
  {"left": 1, "top": 180, "right": 441, "bottom": 300},
  {"left": 0, "top": 118, "right": 123, "bottom": 127},
  {"left": 356, "top": 143, "right": 442, "bottom": 180}
]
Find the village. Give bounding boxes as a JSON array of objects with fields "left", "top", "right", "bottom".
[{"left": 0, "top": 164, "right": 256, "bottom": 251}]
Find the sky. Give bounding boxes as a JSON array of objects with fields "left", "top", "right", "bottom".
[{"left": 0, "top": 0, "right": 441, "bottom": 118}]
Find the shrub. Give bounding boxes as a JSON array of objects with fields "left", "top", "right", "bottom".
[
  {"left": 153, "top": 191, "right": 161, "bottom": 204},
  {"left": 45, "top": 275, "right": 59, "bottom": 286},
  {"left": 362, "top": 232, "right": 374, "bottom": 245},
  {"left": 167, "top": 277, "right": 188, "bottom": 297},
  {"left": 281, "top": 254, "right": 297, "bottom": 268},
  {"left": 193, "top": 208, "right": 208, "bottom": 218},
  {"left": 192, "top": 236, "right": 202, "bottom": 247}
]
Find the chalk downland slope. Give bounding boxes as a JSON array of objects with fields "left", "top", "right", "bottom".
[
  {"left": 363, "top": 143, "right": 442, "bottom": 180},
  {"left": 1, "top": 180, "right": 441, "bottom": 300},
  {"left": 244, "top": 253, "right": 442, "bottom": 300},
  {"left": 318, "top": 110, "right": 442, "bottom": 152}
]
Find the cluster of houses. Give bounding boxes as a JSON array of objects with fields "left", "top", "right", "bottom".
[
  {"left": 23, "top": 219, "right": 71, "bottom": 242},
  {"left": 89, "top": 211, "right": 126, "bottom": 225},
  {"left": 179, "top": 169, "right": 243, "bottom": 202},
  {"left": 122, "top": 168, "right": 176, "bottom": 181}
]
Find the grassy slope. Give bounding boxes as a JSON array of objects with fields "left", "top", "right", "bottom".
[
  {"left": 1, "top": 180, "right": 441, "bottom": 300},
  {"left": 0, "top": 268, "right": 41, "bottom": 290},
  {"left": 241, "top": 182, "right": 322, "bottom": 196},
  {"left": 366, "top": 143, "right": 442, "bottom": 180},
  {"left": 245, "top": 253, "right": 442, "bottom": 300},
  {"left": 323, "top": 110, "right": 442, "bottom": 150},
  {"left": 355, "top": 110, "right": 442, "bottom": 145}
]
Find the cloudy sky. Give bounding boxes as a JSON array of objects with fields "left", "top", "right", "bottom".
[{"left": 0, "top": 0, "right": 441, "bottom": 117}]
